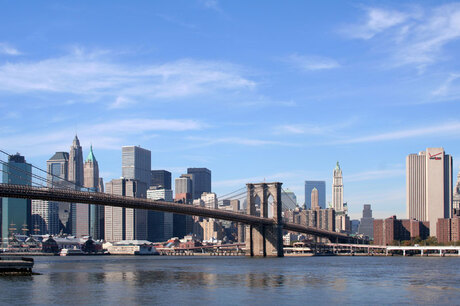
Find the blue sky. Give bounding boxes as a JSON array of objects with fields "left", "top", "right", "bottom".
[{"left": 1, "top": 1, "right": 460, "bottom": 219}]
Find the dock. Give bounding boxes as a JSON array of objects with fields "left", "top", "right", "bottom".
[{"left": 0, "top": 257, "right": 34, "bottom": 275}]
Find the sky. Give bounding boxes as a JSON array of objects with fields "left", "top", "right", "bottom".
[{"left": 1, "top": 1, "right": 460, "bottom": 219}]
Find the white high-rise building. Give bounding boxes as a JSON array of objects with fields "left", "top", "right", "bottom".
[
  {"left": 201, "top": 192, "right": 218, "bottom": 210},
  {"left": 332, "top": 162, "right": 343, "bottom": 212},
  {"left": 406, "top": 148, "right": 453, "bottom": 237}
]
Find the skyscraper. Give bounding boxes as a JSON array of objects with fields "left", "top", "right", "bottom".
[
  {"left": 187, "top": 168, "right": 211, "bottom": 199},
  {"left": 406, "top": 148, "right": 453, "bottom": 236},
  {"left": 453, "top": 167, "right": 460, "bottom": 212},
  {"left": 146, "top": 187, "right": 173, "bottom": 242},
  {"left": 150, "top": 170, "right": 172, "bottom": 189},
  {"left": 304, "top": 181, "right": 326, "bottom": 209},
  {"left": 281, "top": 189, "right": 298, "bottom": 210},
  {"left": 122, "top": 146, "right": 151, "bottom": 186},
  {"left": 68, "top": 135, "right": 84, "bottom": 187},
  {"left": 104, "top": 145, "right": 150, "bottom": 241},
  {"left": 2, "top": 154, "right": 32, "bottom": 247},
  {"left": 332, "top": 162, "right": 343, "bottom": 212},
  {"left": 105, "top": 178, "right": 147, "bottom": 242},
  {"left": 34, "top": 151, "right": 68, "bottom": 235},
  {"left": 358, "top": 204, "right": 374, "bottom": 239},
  {"left": 76, "top": 145, "right": 104, "bottom": 239},
  {"left": 175, "top": 175, "right": 193, "bottom": 202},
  {"left": 311, "top": 187, "right": 319, "bottom": 210}
]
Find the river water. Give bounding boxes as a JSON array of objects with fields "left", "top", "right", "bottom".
[{"left": 0, "top": 256, "right": 459, "bottom": 305}]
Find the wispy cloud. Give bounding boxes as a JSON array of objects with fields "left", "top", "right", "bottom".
[
  {"left": 0, "top": 42, "right": 21, "bottom": 56},
  {"left": 343, "top": 4, "right": 460, "bottom": 69},
  {"left": 284, "top": 54, "right": 340, "bottom": 71},
  {"left": 347, "top": 168, "right": 405, "bottom": 182},
  {"left": 0, "top": 118, "right": 206, "bottom": 155},
  {"left": 0, "top": 48, "right": 255, "bottom": 106},
  {"left": 200, "top": 0, "right": 222, "bottom": 13},
  {"left": 214, "top": 172, "right": 299, "bottom": 189},
  {"left": 431, "top": 73, "right": 460, "bottom": 97},
  {"left": 341, "top": 8, "right": 409, "bottom": 40},
  {"left": 337, "top": 121, "right": 460, "bottom": 144},
  {"left": 186, "top": 136, "right": 299, "bottom": 147}
]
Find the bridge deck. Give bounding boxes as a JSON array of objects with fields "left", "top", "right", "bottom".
[{"left": 0, "top": 184, "right": 350, "bottom": 241}]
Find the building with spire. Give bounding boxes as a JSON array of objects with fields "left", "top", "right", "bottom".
[
  {"left": 68, "top": 135, "right": 84, "bottom": 188},
  {"left": 332, "top": 162, "right": 343, "bottom": 212},
  {"left": 74, "top": 145, "right": 105, "bottom": 239},
  {"left": 453, "top": 167, "right": 460, "bottom": 212}
]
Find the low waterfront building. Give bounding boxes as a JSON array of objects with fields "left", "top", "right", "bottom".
[
  {"left": 437, "top": 210, "right": 460, "bottom": 244},
  {"left": 373, "top": 216, "right": 430, "bottom": 245}
]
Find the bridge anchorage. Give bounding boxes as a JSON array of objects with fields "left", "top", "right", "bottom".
[{"left": 245, "top": 182, "right": 284, "bottom": 257}]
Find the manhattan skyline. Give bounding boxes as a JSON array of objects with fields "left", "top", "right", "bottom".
[{"left": 1, "top": 1, "right": 460, "bottom": 219}]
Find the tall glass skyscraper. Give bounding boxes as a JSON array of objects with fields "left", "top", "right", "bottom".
[
  {"left": 305, "top": 181, "right": 326, "bottom": 209},
  {"left": 2, "top": 153, "right": 32, "bottom": 247}
]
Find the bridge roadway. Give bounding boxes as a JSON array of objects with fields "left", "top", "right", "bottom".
[{"left": 0, "top": 184, "right": 351, "bottom": 242}]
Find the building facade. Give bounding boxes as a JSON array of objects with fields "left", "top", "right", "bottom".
[
  {"left": 104, "top": 178, "right": 147, "bottom": 242},
  {"left": 453, "top": 167, "right": 460, "bottom": 212},
  {"left": 406, "top": 148, "right": 453, "bottom": 236},
  {"left": 1, "top": 154, "right": 32, "bottom": 247},
  {"left": 146, "top": 187, "right": 173, "bottom": 242},
  {"left": 332, "top": 162, "right": 343, "bottom": 212},
  {"left": 358, "top": 204, "right": 374, "bottom": 239},
  {"left": 150, "top": 170, "right": 172, "bottom": 190},
  {"left": 281, "top": 189, "right": 297, "bottom": 210},
  {"left": 373, "top": 216, "right": 430, "bottom": 245},
  {"left": 304, "top": 181, "right": 326, "bottom": 209},
  {"left": 187, "top": 168, "right": 211, "bottom": 199}
]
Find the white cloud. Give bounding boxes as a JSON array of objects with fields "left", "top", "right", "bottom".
[
  {"left": 200, "top": 0, "right": 222, "bottom": 13},
  {"left": 343, "top": 4, "right": 460, "bottom": 69},
  {"left": 109, "top": 96, "right": 135, "bottom": 109},
  {"left": 338, "top": 121, "right": 460, "bottom": 144},
  {"left": 0, "top": 118, "right": 205, "bottom": 156},
  {"left": 285, "top": 54, "right": 340, "bottom": 71},
  {"left": 347, "top": 168, "right": 405, "bottom": 182},
  {"left": 431, "top": 73, "right": 460, "bottom": 97},
  {"left": 186, "top": 136, "right": 298, "bottom": 147},
  {"left": 0, "top": 42, "right": 21, "bottom": 56},
  {"left": 342, "top": 8, "right": 409, "bottom": 40},
  {"left": 0, "top": 49, "right": 255, "bottom": 105}
]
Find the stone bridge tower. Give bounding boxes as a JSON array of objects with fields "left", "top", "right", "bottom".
[{"left": 245, "top": 182, "right": 283, "bottom": 257}]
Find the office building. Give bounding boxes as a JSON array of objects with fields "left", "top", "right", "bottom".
[
  {"left": 282, "top": 189, "right": 297, "bottom": 210},
  {"left": 332, "top": 162, "right": 343, "bottom": 212},
  {"left": 187, "top": 168, "right": 211, "bottom": 199},
  {"left": 2, "top": 154, "right": 32, "bottom": 247},
  {"left": 358, "top": 204, "right": 374, "bottom": 239},
  {"left": 373, "top": 216, "right": 430, "bottom": 245},
  {"left": 45, "top": 152, "right": 71, "bottom": 235},
  {"left": 104, "top": 178, "right": 147, "bottom": 242},
  {"left": 175, "top": 175, "right": 193, "bottom": 202},
  {"left": 230, "top": 199, "right": 240, "bottom": 212},
  {"left": 453, "top": 167, "right": 460, "bottom": 211},
  {"left": 150, "top": 170, "right": 172, "bottom": 190},
  {"left": 201, "top": 192, "right": 218, "bottom": 210},
  {"left": 74, "top": 145, "right": 104, "bottom": 239},
  {"left": 31, "top": 199, "right": 59, "bottom": 235},
  {"left": 122, "top": 146, "right": 151, "bottom": 186},
  {"left": 146, "top": 187, "right": 173, "bottom": 242},
  {"left": 311, "top": 188, "right": 319, "bottom": 209},
  {"left": 305, "top": 181, "right": 326, "bottom": 209},
  {"left": 406, "top": 148, "right": 453, "bottom": 236}
]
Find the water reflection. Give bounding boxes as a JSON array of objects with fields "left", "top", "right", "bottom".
[{"left": 0, "top": 256, "right": 459, "bottom": 305}]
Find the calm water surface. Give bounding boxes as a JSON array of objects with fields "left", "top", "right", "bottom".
[{"left": 0, "top": 256, "right": 459, "bottom": 305}]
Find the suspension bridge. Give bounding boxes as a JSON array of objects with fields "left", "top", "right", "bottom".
[{"left": 0, "top": 149, "right": 358, "bottom": 257}]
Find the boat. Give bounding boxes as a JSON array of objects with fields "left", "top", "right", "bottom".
[{"left": 59, "top": 248, "right": 85, "bottom": 256}]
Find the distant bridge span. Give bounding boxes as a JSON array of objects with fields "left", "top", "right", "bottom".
[{"left": 0, "top": 184, "right": 353, "bottom": 254}]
